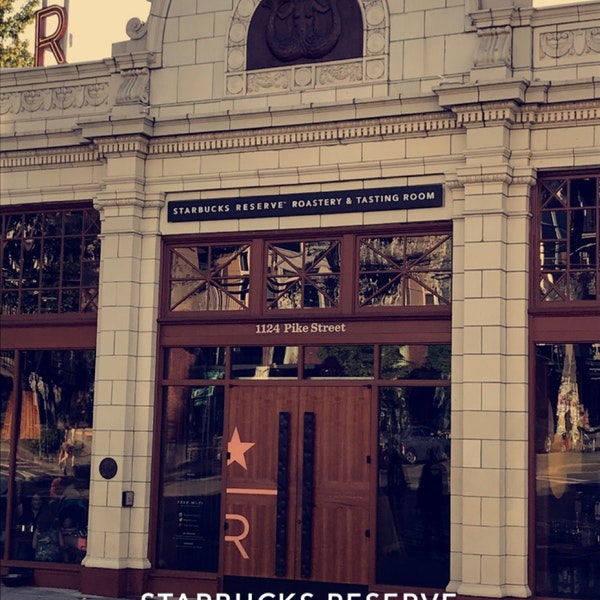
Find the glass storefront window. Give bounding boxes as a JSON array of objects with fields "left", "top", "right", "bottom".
[
  {"left": 0, "top": 207, "right": 101, "bottom": 315},
  {"left": 377, "top": 385, "right": 451, "bottom": 587},
  {"left": 304, "top": 345, "right": 374, "bottom": 378},
  {"left": 0, "top": 351, "right": 16, "bottom": 554},
  {"left": 380, "top": 344, "right": 451, "bottom": 380},
  {"left": 231, "top": 346, "right": 299, "bottom": 379},
  {"left": 164, "top": 347, "right": 226, "bottom": 380},
  {"left": 535, "top": 343, "right": 600, "bottom": 599},
  {"left": 1, "top": 350, "right": 95, "bottom": 563},
  {"left": 156, "top": 385, "right": 224, "bottom": 572}
]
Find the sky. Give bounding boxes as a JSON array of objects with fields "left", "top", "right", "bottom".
[{"left": 23, "top": 0, "right": 594, "bottom": 65}]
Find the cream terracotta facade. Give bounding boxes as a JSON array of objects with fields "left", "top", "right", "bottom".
[{"left": 1, "top": 0, "right": 600, "bottom": 598}]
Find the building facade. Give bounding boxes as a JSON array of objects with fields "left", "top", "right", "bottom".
[{"left": 1, "top": 0, "right": 599, "bottom": 598}]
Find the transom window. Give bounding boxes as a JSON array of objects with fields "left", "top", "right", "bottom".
[
  {"left": 359, "top": 234, "right": 452, "bottom": 307},
  {"left": 536, "top": 175, "right": 599, "bottom": 304},
  {"left": 164, "top": 228, "right": 452, "bottom": 317},
  {"left": 168, "top": 244, "right": 250, "bottom": 312},
  {"left": 266, "top": 239, "right": 341, "bottom": 309},
  {"left": 1, "top": 205, "right": 101, "bottom": 315}
]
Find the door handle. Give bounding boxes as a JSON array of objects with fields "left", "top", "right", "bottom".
[
  {"left": 275, "top": 411, "right": 290, "bottom": 577},
  {"left": 300, "top": 411, "right": 315, "bottom": 579}
]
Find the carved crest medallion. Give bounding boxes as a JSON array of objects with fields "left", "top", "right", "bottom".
[{"left": 265, "top": 0, "right": 342, "bottom": 62}]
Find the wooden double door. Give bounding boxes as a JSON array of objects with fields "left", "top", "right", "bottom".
[{"left": 223, "top": 385, "right": 371, "bottom": 585}]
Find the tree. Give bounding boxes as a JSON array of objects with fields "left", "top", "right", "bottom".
[{"left": 0, "top": 0, "right": 40, "bottom": 68}]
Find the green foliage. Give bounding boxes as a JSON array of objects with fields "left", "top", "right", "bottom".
[{"left": 0, "top": 0, "right": 40, "bottom": 68}]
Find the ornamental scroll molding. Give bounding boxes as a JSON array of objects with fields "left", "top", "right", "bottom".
[
  {"left": 538, "top": 26, "right": 600, "bottom": 61},
  {"left": 126, "top": 17, "right": 148, "bottom": 41},
  {"left": 0, "top": 82, "right": 109, "bottom": 116},
  {"left": 116, "top": 68, "right": 150, "bottom": 105},
  {"left": 225, "top": 0, "right": 388, "bottom": 96}
]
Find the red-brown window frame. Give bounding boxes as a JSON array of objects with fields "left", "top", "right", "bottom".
[
  {"left": 531, "top": 171, "right": 600, "bottom": 312},
  {"left": 159, "top": 223, "right": 453, "bottom": 323}
]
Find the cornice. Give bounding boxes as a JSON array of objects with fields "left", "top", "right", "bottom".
[
  {"left": 1, "top": 100, "right": 599, "bottom": 170},
  {"left": 147, "top": 111, "right": 458, "bottom": 156},
  {"left": 0, "top": 145, "right": 101, "bottom": 169}
]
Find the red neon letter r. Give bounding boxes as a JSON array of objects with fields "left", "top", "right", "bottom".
[{"left": 35, "top": 6, "right": 68, "bottom": 66}]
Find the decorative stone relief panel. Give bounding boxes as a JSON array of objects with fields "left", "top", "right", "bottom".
[
  {"left": 474, "top": 26, "right": 512, "bottom": 67},
  {"left": 536, "top": 23, "right": 600, "bottom": 65},
  {"left": 225, "top": 0, "right": 388, "bottom": 96},
  {"left": 0, "top": 82, "right": 109, "bottom": 116}
]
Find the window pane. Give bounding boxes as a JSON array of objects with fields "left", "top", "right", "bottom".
[
  {"left": 11, "top": 350, "right": 95, "bottom": 563},
  {"left": 266, "top": 240, "right": 340, "bottom": 309},
  {"left": 304, "top": 345, "right": 374, "bottom": 378},
  {"left": 538, "top": 176, "right": 599, "bottom": 304},
  {"left": 377, "top": 386, "right": 450, "bottom": 586},
  {"left": 0, "top": 351, "right": 16, "bottom": 559},
  {"left": 231, "top": 346, "right": 298, "bottom": 379},
  {"left": 169, "top": 245, "right": 250, "bottom": 312},
  {"left": 163, "top": 347, "right": 226, "bottom": 380},
  {"left": 0, "top": 207, "right": 100, "bottom": 315},
  {"left": 535, "top": 343, "right": 600, "bottom": 599},
  {"left": 359, "top": 235, "right": 451, "bottom": 307},
  {"left": 156, "top": 385, "right": 224, "bottom": 571},
  {"left": 381, "top": 345, "right": 451, "bottom": 380}
]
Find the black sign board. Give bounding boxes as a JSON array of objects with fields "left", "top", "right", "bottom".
[{"left": 167, "top": 184, "right": 443, "bottom": 222}]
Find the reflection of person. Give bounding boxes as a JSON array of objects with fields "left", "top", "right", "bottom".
[
  {"left": 18, "top": 493, "right": 43, "bottom": 529},
  {"left": 386, "top": 443, "right": 407, "bottom": 496},
  {"left": 14, "top": 493, "right": 44, "bottom": 560},
  {"left": 60, "top": 516, "right": 85, "bottom": 563},
  {"left": 417, "top": 448, "right": 445, "bottom": 555},
  {"left": 32, "top": 509, "right": 63, "bottom": 562}
]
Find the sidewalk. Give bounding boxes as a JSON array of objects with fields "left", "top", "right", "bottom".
[{"left": 0, "top": 585, "right": 136, "bottom": 600}]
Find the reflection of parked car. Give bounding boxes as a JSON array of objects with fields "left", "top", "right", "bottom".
[
  {"left": 580, "top": 426, "right": 600, "bottom": 452},
  {"left": 398, "top": 427, "right": 450, "bottom": 464}
]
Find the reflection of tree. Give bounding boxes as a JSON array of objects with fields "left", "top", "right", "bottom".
[
  {"left": 19, "top": 351, "right": 95, "bottom": 457},
  {"left": 316, "top": 345, "right": 373, "bottom": 377}
]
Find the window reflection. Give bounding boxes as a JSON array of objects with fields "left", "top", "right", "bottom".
[
  {"left": 164, "top": 347, "right": 226, "bottom": 381},
  {"left": 535, "top": 343, "right": 600, "bottom": 598},
  {"left": 381, "top": 345, "right": 451, "bottom": 380},
  {"left": 304, "top": 345, "right": 374, "bottom": 378},
  {"left": 2, "top": 350, "right": 95, "bottom": 563},
  {"left": 266, "top": 240, "right": 340, "bottom": 309},
  {"left": 377, "top": 386, "right": 450, "bottom": 587},
  {"left": 169, "top": 245, "right": 250, "bottom": 311},
  {"left": 231, "top": 346, "right": 298, "bottom": 379},
  {"left": 156, "top": 385, "right": 224, "bottom": 571},
  {"left": 359, "top": 235, "right": 451, "bottom": 307},
  {"left": 0, "top": 208, "right": 101, "bottom": 315},
  {"left": 539, "top": 177, "right": 598, "bottom": 303}
]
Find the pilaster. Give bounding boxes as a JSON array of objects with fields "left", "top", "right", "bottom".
[
  {"left": 448, "top": 107, "right": 535, "bottom": 596},
  {"left": 81, "top": 136, "right": 163, "bottom": 591}
]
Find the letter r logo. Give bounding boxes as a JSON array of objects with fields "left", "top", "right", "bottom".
[{"left": 225, "top": 513, "right": 250, "bottom": 559}]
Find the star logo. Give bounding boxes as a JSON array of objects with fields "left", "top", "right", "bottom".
[{"left": 227, "top": 427, "right": 256, "bottom": 470}]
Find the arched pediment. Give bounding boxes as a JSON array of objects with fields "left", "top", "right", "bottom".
[{"left": 141, "top": 0, "right": 388, "bottom": 97}]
